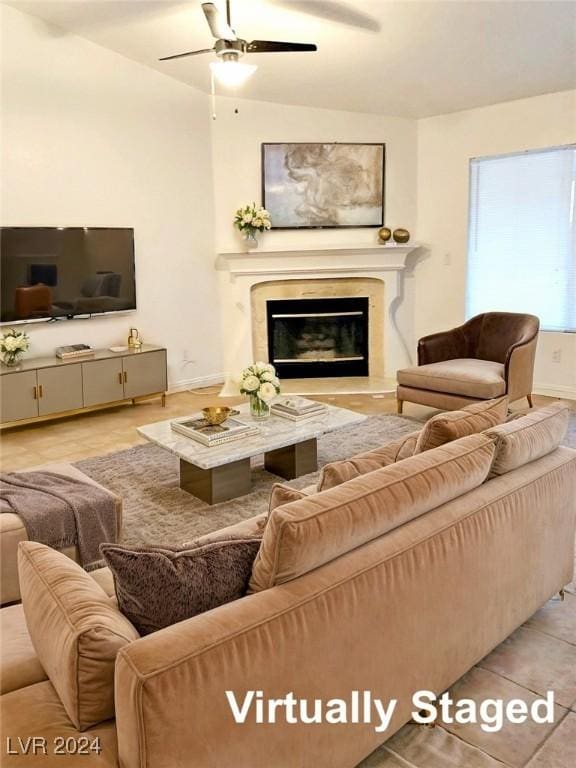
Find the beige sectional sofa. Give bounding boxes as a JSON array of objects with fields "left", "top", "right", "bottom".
[{"left": 1, "top": 403, "right": 574, "bottom": 767}]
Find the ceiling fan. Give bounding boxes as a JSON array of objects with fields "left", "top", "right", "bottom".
[{"left": 159, "top": 0, "right": 318, "bottom": 86}]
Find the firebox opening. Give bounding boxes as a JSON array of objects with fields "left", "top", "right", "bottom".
[{"left": 267, "top": 297, "right": 369, "bottom": 378}]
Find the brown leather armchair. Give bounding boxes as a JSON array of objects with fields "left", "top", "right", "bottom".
[{"left": 397, "top": 312, "right": 540, "bottom": 412}]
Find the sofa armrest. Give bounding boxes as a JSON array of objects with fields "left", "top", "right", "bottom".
[
  {"left": 504, "top": 335, "right": 538, "bottom": 402},
  {"left": 417, "top": 326, "right": 467, "bottom": 365}
]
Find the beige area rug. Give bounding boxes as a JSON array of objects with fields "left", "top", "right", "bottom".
[
  {"left": 75, "top": 412, "right": 576, "bottom": 549},
  {"left": 74, "top": 413, "right": 422, "bottom": 548}
]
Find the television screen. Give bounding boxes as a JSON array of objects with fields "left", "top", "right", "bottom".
[{"left": 0, "top": 227, "right": 136, "bottom": 324}]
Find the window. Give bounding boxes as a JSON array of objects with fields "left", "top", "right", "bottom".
[{"left": 467, "top": 145, "right": 576, "bottom": 332}]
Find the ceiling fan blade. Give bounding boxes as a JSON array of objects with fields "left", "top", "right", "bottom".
[
  {"left": 247, "top": 40, "right": 318, "bottom": 53},
  {"left": 202, "top": 2, "right": 237, "bottom": 41},
  {"left": 159, "top": 48, "right": 214, "bottom": 61}
]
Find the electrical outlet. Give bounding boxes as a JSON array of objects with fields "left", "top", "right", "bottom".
[
  {"left": 443, "top": 253, "right": 451, "bottom": 266},
  {"left": 552, "top": 349, "right": 562, "bottom": 363},
  {"left": 182, "top": 349, "right": 190, "bottom": 361}
]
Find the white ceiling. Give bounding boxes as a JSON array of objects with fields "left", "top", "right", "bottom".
[{"left": 6, "top": 0, "right": 576, "bottom": 118}]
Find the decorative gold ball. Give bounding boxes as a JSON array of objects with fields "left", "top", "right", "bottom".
[
  {"left": 393, "top": 228, "right": 410, "bottom": 244},
  {"left": 377, "top": 227, "right": 392, "bottom": 244}
]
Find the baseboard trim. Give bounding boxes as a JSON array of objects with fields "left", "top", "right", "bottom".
[
  {"left": 169, "top": 373, "right": 225, "bottom": 394},
  {"left": 533, "top": 383, "right": 576, "bottom": 401}
]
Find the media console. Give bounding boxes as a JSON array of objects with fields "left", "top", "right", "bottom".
[{"left": 0, "top": 345, "right": 167, "bottom": 427}]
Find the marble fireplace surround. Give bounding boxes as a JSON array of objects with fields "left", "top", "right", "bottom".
[{"left": 216, "top": 245, "right": 420, "bottom": 395}]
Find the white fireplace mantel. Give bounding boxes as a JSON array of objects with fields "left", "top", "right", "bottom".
[
  {"left": 216, "top": 244, "right": 419, "bottom": 280},
  {"left": 215, "top": 243, "right": 421, "bottom": 394}
]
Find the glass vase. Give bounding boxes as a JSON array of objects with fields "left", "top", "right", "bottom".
[
  {"left": 243, "top": 229, "right": 258, "bottom": 247},
  {"left": 1, "top": 352, "right": 21, "bottom": 367},
  {"left": 249, "top": 394, "right": 270, "bottom": 421}
]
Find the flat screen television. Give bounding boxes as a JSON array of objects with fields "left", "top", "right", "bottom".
[{"left": 0, "top": 227, "right": 136, "bottom": 325}]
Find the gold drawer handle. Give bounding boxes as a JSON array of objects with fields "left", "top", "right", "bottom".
[
  {"left": 33, "top": 386, "right": 38, "bottom": 400},
  {"left": 38, "top": 385, "right": 43, "bottom": 398},
  {"left": 123, "top": 371, "right": 128, "bottom": 384},
  {"left": 118, "top": 372, "right": 123, "bottom": 384}
]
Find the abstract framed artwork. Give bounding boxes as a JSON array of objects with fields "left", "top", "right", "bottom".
[{"left": 261, "top": 142, "right": 385, "bottom": 229}]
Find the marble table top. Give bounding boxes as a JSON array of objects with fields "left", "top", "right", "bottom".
[{"left": 137, "top": 402, "right": 367, "bottom": 470}]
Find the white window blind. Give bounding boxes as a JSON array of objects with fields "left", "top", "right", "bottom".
[{"left": 467, "top": 145, "right": 576, "bottom": 332}]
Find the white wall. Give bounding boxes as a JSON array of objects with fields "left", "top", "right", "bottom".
[
  {"left": 416, "top": 90, "right": 576, "bottom": 398},
  {"left": 0, "top": 5, "right": 222, "bottom": 390},
  {"left": 211, "top": 96, "right": 418, "bottom": 253}
]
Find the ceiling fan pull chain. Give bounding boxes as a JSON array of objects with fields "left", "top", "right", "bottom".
[{"left": 211, "top": 70, "right": 217, "bottom": 120}]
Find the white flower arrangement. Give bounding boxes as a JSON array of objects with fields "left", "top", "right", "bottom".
[
  {"left": 234, "top": 203, "right": 272, "bottom": 237},
  {"left": 239, "top": 361, "right": 280, "bottom": 402},
  {"left": 0, "top": 329, "right": 30, "bottom": 366}
]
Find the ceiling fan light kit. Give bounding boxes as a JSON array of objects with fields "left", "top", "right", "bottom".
[
  {"left": 210, "top": 59, "right": 257, "bottom": 88},
  {"left": 159, "top": 0, "right": 317, "bottom": 89}
]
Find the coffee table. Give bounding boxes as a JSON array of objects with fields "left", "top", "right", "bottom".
[{"left": 137, "top": 403, "right": 366, "bottom": 504}]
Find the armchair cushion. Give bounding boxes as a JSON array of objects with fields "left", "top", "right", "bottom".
[{"left": 397, "top": 359, "right": 505, "bottom": 399}]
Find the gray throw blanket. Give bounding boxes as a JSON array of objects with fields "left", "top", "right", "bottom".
[{"left": 0, "top": 471, "right": 118, "bottom": 570}]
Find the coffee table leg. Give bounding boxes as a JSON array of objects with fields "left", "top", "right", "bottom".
[
  {"left": 179, "top": 458, "right": 251, "bottom": 505},
  {"left": 264, "top": 438, "right": 318, "bottom": 480}
]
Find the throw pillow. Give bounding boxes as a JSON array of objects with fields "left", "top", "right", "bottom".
[
  {"left": 317, "top": 430, "right": 421, "bottom": 491},
  {"left": 484, "top": 401, "right": 570, "bottom": 477},
  {"left": 18, "top": 541, "right": 139, "bottom": 731},
  {"left": 101, "top": 537, "right": 261, "bottom": 636},
  {"left": 269, "top": 484, "right": 309, "bottom": 512},
  {"left": 250, "top": 434, "right": 496, "bottom": 592},
  {"left": 414, "top": 396, "right": 508, "bottom": 453},
  {"left": 188, "top": 514, "right": 268, "bottom": 547}
]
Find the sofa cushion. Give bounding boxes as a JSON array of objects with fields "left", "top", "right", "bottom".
[
  {"left": 0, "top": 603, "right": 47, "bottom": 695},
  {"left": 397, "top": 358, "right": 506, "bottom": 399},
  {"left": 249, "top": 433, "right": 496, "bottom": 592},
  {"left": 269, "top": 484, "right": 309, "bottom": 511},
  {"left": 101, "top": 537, "right": 262, "bottom": 636},
  {"left": 485, "top": 402, "right": 570, "bottom": 476},
  {"left": 415, "top": 396, "right": 509, "bottom": 453},
  {"left": 0, "top": 681, "right": 118, "bottom": 767},
  {"left": 18, "top": 541, "right": 139, "bottom": 731},
  {"left": 89, "top": 566, "right": 116, "bottom": 597},
  {"left": 317, "top": 430, "right": 421, "bottom": 491},
  {"left": 185, "top": 514, "right": 268, "bottom": 548}
]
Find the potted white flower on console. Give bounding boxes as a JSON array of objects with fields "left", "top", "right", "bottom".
[
  {"left": 240, "top": 362, "right": 280, "bottom": 420},
  {"left": 234, "top": 203, "right": 272, "bottom": 247},
  {"left": 0, "top": 329, "right": 30, "bottom": 367}
]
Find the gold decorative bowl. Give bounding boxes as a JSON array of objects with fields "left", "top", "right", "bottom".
[
  {"left": 202, "top": 406, "right": 232, "bottom": 425},
  {"left": 393, "top": 228, "right": 410, "bottom": 244}
]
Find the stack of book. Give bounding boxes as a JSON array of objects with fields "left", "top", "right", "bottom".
[
  {"left": 55, "top": 344, "right": 95, "bottom": 360},
  {"left": 170, "top": 415, "right": 258, "bottom": 447},
  {"left": 271, "top": 397, "right": 328, "bottom": 422}
]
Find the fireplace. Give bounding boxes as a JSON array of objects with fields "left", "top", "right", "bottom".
[{"left": 267, "top": 297, "right": 369, "bottom": 378}]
